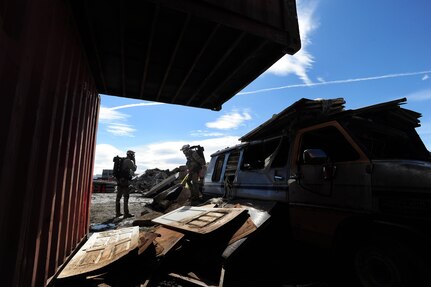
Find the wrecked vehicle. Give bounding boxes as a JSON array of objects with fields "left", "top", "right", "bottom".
[{"left": 203, "top": 97, "right": 431, "bottom": 286}]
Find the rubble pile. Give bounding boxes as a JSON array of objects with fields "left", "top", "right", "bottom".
[
  {"left": 63, "top": 163, "right": 286, "bottom": 286},
  {"left": 54, "top": 199, "right": 282, "bottom": 287},
  {"left": 130, "top": 167, "right": 181, "bottom": 193}
]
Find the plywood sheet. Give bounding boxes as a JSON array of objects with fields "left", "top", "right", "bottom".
[
  {"left": 58, "top": 226, "right": 140, "bottom": 278},
  {"left": 153, "top": 226, "right": 185, "bottom": 257},
  {"left": 152, "top": 206, "right": 246, "bottom": 234}
]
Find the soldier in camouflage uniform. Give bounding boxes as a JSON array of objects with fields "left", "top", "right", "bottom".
[
  {"left": 116, "top": 150, "right": 137, "bottom": 218},
  {"left": 181, "top": 144, "right": 206, "bottom": 201}
]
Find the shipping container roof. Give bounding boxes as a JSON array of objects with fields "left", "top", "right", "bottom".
[{"left": 69, "top": 0, "right": 301, "bottom": 110}]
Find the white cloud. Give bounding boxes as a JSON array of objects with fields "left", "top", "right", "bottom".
[
  {"left": 106, "top": 123, "right": 136, "bottom": 137},
  {"left": 136, "top": 137, "right": 240, "bottom": 171},
  {"left": 239, "top": 70, "right": 431, "bottom": 95},
  {"left": 422, "top": 74, "right": 429, "bottom": 80},
  {"left": 99, "top": 103, "right": 163, "bottom": 137},
  {"left": 189, "top": 130, "right": 225, "bottom": 137},
  {"left": 99, "top": 106, "right": 129, "bottom": 122},
  {"left": 266, "top": 51, "right": 314, "bottom": 84},
  {"left": 99, "top": 106, "right": 136, "bottom": 136},
  {"left": 205, "top": 110, "right": 252, "bottom": 130},
  {"left": 110, "top": 102, "right": 164, "bottom": 110},
  {"left": 265, "top": 0, "right": 319, "bottom": 84},
  {"left": 406, "top": 89, "right": 431, "bottom": 102},
  {"left": 93, "top": 136, "right": 240, "bottom": 175},
  {"left": 94, "top": 144, "right": 124, "bottom": 175}
]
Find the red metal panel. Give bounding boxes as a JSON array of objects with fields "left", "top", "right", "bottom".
[
  {"left": 37, "top": 25, "right": 69, "bottom": 286},
  {"left": 28, "top": 3, "right": 65, "bottom": 285},
  {"left": 51, "top": 37, "right": 79, "bottom": 275},
  {"left": 0, "top": 0, "right": 99, "bottom": 286}
]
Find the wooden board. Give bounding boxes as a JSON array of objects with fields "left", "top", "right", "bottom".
[
  {"left": 152, "top": 206, "right": 247, "bottom": 234},
  {"left": 57, "top": 226, "right": 140, "bottom": 278},
  {"left": 153, "top": 226, "right": 185, "bottom": 257}
]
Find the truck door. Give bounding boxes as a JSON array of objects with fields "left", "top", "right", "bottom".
[
  {"left": 289, "top": 122, "right": 371, "bottom": 245},
  {"left": 234, "top": 136, "right": 289, "bottom": 201},
  {"left": 202, "top": 149, "right": 242, "bottom": 197},
  {"left": 290, "top": 122, "right": 371, "bottom": 210}
]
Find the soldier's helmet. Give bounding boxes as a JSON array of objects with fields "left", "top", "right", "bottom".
[
  {"left": 180, "top": 144, "right": 190, "bottom": 151},
  {"left": 127, "top": 150, "right": 135, "bottom": 156}
]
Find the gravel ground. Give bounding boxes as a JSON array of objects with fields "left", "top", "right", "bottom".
[{"left": 89, "top": 192, "right": 153, "bottom": 226}]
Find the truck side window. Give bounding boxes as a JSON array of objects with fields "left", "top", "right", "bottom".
[
  {"left": 300, "top": 126, "right": 359, "bottom": 163},
  {"left": 271, "top": 137, "right": 290, "bottom": 168},
  {"left": 241, "top": 138, "right": 279, "bottom": 170},
  {"left": 212, "top": 155, "right": 225, "bottom": 182}
]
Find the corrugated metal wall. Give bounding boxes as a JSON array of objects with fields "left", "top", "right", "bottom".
[{"left": 0, "top": 0, "right": 99, "bottom": 286}]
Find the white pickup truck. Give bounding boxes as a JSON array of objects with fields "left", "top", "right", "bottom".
[{"left": 202, "top": 98, "right": 431, "bottom": 287}]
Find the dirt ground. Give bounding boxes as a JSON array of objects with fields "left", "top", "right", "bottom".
[{"left": 89, "top": 192, "right": 153, "bottom": 226}]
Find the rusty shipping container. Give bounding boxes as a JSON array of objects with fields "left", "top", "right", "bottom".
[
  {"left": 0, "top": 0, "right": 301, "bottom": 286},
  {"left": 0, "top": 0, "right": 99, "bottom": 286}
]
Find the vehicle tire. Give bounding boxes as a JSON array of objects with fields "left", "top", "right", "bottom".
[{"left": 352, "top": 236, "right": 425, "bottom": 287}]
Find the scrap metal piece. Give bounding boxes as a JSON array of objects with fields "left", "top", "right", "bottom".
[
  {"left": 144, "top": 172, "right": 179, "bottom": 197},
  {"left": 222, "top": 203, "right": 272, "bottom": 259}
]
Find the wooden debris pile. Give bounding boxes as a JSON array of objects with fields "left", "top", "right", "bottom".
[{"left": 52, "top": 200, "right": 275, "bottom": 287}]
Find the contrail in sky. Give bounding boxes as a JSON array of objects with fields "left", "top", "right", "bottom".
[
  {"left": 109, "top": 102, "right": 164, "bottom": 110},
  {"left": 238, "top": 70, "right": 431, "bottom": 95}
]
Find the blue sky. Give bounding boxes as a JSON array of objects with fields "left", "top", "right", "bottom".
[{"left": 94, "top": 0, "right": 431, "bottom": 176}]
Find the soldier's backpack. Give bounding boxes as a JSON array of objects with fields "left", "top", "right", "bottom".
[
  {"left": 113, "top": 156, "right": 131, "bottom": 180},
  {"left": 190, "top": 145, "right": 206, "bottom": 163}
]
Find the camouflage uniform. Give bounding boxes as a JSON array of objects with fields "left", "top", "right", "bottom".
[
  {"left": 181, "top": 145, "right": 206, "bottom": 200},
  {"left": 115, "top": 151, "right": 137, "bottom": 217}
]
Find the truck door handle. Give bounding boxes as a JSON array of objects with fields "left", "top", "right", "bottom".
[
  {"left": 322, "top": 165, "right": 336, "bottom": 180},
  {"left": 288, "top": 173, "right": 300, "bottom": 184},
  {"left": 274, "top": 175, "right": 284, "bottom": 181},
  {"left": 289, "top": 173, "right": 300, "bottom": 180}
]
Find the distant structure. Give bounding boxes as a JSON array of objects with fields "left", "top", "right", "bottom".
[
  {"left": 102, "top": 169, "right": 114, "bottom": 180},
  {"left": 93, "top": 169, "right": 116, "bottom": 193}
]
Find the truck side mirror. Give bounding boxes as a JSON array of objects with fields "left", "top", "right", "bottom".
[{"left": 303, "top": 149, "right": 328, "bottom": 164}]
